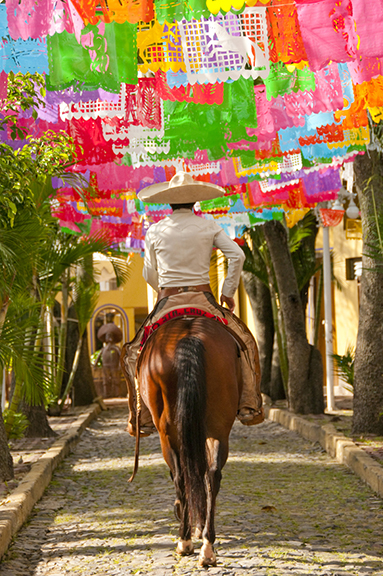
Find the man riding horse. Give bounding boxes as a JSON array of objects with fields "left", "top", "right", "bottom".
[{"left": 122, "top": 171, "right": 263, "bottom": 436}]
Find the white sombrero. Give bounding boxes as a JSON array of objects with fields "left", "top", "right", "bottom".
[{"left": 137, "top": 171, "right": 226, "bottom": 204}]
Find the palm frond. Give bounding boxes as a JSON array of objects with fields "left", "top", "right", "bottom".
[
  {"left": 0, "top": 298, "right": 52, "bottom": 406},
  {"left": 107, "top": 254, "right": 132, "bottom": 287},
  {"left": 38, "top": 232, "right": 112, "bottom": 300},
  {"left": 288, "top": 211, "right": 317, "bottom": 254},
  {"left": 332, "top": 346, "right": 355, "bottom": 391},
  {"left": 241, "top": 227, "right": 269, "bottom": 287},
  {"left": 72, "top": 280, "right": 100, "bottom": 334}
]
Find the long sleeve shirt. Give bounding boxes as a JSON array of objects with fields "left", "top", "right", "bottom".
[{"left": 143, "top": 209, "right": 245, "bottom": 298}]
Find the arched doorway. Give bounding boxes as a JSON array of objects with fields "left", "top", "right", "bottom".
[{"left": 89, "top": 305, "right": 129, "bottom": 398}]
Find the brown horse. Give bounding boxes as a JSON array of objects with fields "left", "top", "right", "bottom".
[{"left": 133, "top": 315, "right": 242, "bottom": 567}]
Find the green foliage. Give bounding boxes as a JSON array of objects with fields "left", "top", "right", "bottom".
[
  {"left": 0, "top": 72, "right": 131, "bottom": 423},
  {"left": 72, "top": 279, "right": 100, "bottom": 335},
  {"left": 91, "top": 350, "right": 103, "bottom": 367},
  {"left": 2, "top": 409, "right": 29, "bottom": 440},
  {"left": 0, "top": 72, "right": 45, "bottom": 138},
  {"left": 0, "top": 132, "right": 78, "bottom": 228},
  {"left": 242, "top": 212, "right": 319, "bottom": 291},
  {"left": 332, "top": 346, "right": 355, "bottom": 392},
  {"left": 288, "top": 212, "right": 321, "bottom": 292},
  {"left": 241, "top": 226, "right": 269, "bottom": 286},
  {"left": 0, "top": 295, "right": 52, "bottom": 406}
]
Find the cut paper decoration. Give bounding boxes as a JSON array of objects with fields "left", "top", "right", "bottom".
[
  {"left": 347, "top": 56, "right": 383, "bottom": 85},
  {"left": 60, "top": 83, "right": 128, "bottom": 121},
  {"left": 0, "top": 71, "right": 7, "bottom": 99},
  {"left": 154, "top": 0, "right": 210, "bottom": 26},
  {"left": 155, "top": 70, "right": 224, "bottom": 105},
  {"left": 137, "top": 20, "right": 185, "bottom": 74},
  {"left": 178, "top": 9, "right": 269, "bottom": 85},
  {"left": 284, "top": 208, "right": 310, "bottom": 228},
  {"left": 6, "top": 0, "right": 53, "bottom": 41},
  {"left": 0, "top": 18, "right": 48, "bottom": 74},
  {"left": 47, "top": 22, "right": 137, "bottom": 92},
  {"left": 319, "top": 208, "right": 345, "bottom": 227},
  {"left": 352, "top": 0, "right": 383, "bottom": 59},
  {"left": 295, "top": 0, "right": 357, "bottom": 71},
  {"left": 60, "top": 0, "right": 153, "bottom": 26},
  {"left": 60, "top": 78, "right": 162, "bottom": 130},
  {"left": 267, "top": 2, "right": 307, "bottom": 65}
]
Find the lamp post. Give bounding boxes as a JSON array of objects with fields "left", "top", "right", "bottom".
[
  {"left": 318, "top": 174, "right": 358, "bottom": 412},
  {"left": 322, "top": 224, "right": 335, "bottom": 412}
]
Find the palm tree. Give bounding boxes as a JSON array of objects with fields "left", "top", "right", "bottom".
[{"left": 242, "top": 212, "right": 324, "bottom": 412}]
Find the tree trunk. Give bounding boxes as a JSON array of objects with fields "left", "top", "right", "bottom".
[
  {"left": 0, "top": 409, "right": 13, "bottom": 481},
  {"left": 241, "top": 271, "right": 274, "bottom": 395},
  {"left": 270, "top": 332, "right": 286, "bottom": 401},
  {"left": 352, "top": 150, "right": 383, "bottom": 435},
  {"left": 21, "top": 401, "right": 57, "bottom": 438},
  {"left": 263, "top": 220, "right": 324, "bottom": 414},
  {"left": 63, "top": 305, "right": 96, "bottom": 406}
]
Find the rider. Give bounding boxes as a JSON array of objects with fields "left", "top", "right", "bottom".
[{"left": 122, "top": 171, "right": 264, "bottom": 436}]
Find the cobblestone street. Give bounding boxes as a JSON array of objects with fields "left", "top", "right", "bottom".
[{"left": 1, "top": 407, "right": 383, "bottom": 576}]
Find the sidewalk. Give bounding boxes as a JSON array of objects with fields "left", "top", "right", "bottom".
[
  {"left": 264, "top": 395, "right": 383, "bottom": 500},
  {"left": 0, "top": 402, "right": 103, "bottom": 559}
]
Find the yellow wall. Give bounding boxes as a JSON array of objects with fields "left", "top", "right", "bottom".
[
  {"left": 331, "top": 225, "right": 361, "bottom": 356},
  {"left": 238, "top": 279, "right": 257, "bottom": 339},
  {"left": 90, "top": 254, "right": 148, "bottom": 350}
]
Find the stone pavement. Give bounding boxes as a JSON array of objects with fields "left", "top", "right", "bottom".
[{"left": 1, "top": 407, "right": 383, "bottom": 576}]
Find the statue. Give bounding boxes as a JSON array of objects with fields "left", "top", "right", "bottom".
[{"left": 94, "top": 322, "right": 123, "bottom": 398}]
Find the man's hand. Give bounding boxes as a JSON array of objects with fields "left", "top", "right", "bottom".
[{"left": 220, "top": 294, "right": 235, "bottom": 312}]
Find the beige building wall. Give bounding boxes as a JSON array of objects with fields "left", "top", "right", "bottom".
[
  {"left": 316, "top": 220, "right": 361, "bottom": 394},
  {"left": 331, "top": 225, "right": 361, "bottom": 356}
]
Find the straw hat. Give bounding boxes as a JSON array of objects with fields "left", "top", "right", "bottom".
[
  {"left": 137, "top": 171, "right": 226, "bottom": 204},
  {"left": 97, "top": 323, "right": 123, "bottom": 343}
]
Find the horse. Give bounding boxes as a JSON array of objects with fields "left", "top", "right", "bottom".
[
  {"left": 205, "top": 21, "right": 267, "bottom": 71},
  {"left": 130, "top": 315, "right": 242, "bottom": 567}
]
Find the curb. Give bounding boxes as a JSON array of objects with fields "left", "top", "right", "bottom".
[
  {"left": 0, "top": 402, "right": 101, "bottom": 560},
  {"left": 264, "top": 404, "right": 383, "bottom": 500}
]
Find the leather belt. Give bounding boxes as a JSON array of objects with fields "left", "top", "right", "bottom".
[{"left": 157, "top": 284, "right": 213, "bottom": 302}]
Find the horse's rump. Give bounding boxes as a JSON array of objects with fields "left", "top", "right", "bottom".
[{"left": 139, "top": 317, "right": 242, "bottom": 435}]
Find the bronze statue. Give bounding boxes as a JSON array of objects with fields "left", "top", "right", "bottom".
[{"left": 94, "top": 323, "right": 123, "bottom": 398}]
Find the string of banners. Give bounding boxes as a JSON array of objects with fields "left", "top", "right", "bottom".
[{"left": 1, "top": 0, "right": 381, "bottom": 246}]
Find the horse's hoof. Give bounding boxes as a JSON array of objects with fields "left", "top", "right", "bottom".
[
  {"left": 198, "top": 542, "right": 216, "bottom": 567},
  {"left": 194, "top": 527, "right": 203, "bottom": 539},
  {"left": 176, "top": 539, "right": 194, "bottom": 556}
]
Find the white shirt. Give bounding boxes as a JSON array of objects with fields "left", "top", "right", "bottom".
[{"left": 143, "top": 209, "right": 245, "bottom": 298}]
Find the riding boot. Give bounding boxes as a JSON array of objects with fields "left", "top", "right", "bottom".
[
  {"left": 237, "top": 350, "right": 264, "bottom": 425},
  {"left": 121, "top": 341, "right": 156, "bottom": 437}
]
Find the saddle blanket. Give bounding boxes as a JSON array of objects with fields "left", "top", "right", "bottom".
[{"left": 140, "top": 307, "right": 228, "bottom": 350}]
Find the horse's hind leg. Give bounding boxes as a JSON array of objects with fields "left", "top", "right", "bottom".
[
  {"left": 161, "top": 440, "right": 194, "bottom": 556},
  {"left": 199, "top": 439, "right": 224, "bottom": 567}
]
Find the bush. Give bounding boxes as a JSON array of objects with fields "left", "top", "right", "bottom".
[
  {"left": 3, "top": 409, "right": 29, "bottom": 439},
  {"left": 332, "top": 346, "right": 354, "bottom": 393}
]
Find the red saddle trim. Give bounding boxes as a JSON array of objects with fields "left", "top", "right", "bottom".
[{"left": 140, "top": 307, "right": 228, "bottom": 350}]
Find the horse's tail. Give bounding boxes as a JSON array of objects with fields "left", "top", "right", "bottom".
[{"left": 174, "top": 336, "right": 207, "bottom": 525}]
